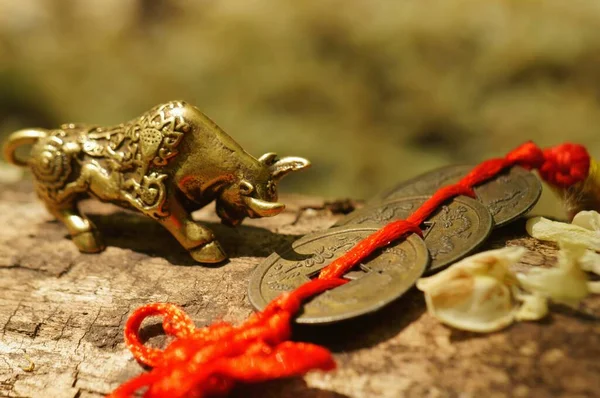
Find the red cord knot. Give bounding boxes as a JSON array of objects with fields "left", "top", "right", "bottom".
[
  {"left": 539, "top": 143, "right": 590, "bottom": 187},
  {"left": 505, "top": 141, "right": 545, "bottom": 169}
]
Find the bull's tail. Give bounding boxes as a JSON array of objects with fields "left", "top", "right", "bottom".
[{"left": 3, "top": 129, "right": 48, "bottom": 166}]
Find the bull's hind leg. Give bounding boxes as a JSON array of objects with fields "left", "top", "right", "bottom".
[
  {"left": 156, "top": 195, "right": 227, "bottom": 263},
  {"left": 47, "top": 203, "right": 105, "bottom": 253}
]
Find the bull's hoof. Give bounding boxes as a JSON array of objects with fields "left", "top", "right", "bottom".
[
  {"left": 190, "top": 241, "right": 227, "bottom": 263},
  {"left": 72, "top": 230, "right": 105, "bottom": 253}
]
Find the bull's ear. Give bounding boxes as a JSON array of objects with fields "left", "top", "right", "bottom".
[
  {"left": 258, "top": 152, "right": 278, "bottom": 166},
  {"left": 270, "top": 156, "right": 311, "bottom": 181},
  {"left": 239, "top": 180, "right": 254, "bottom": 195}
]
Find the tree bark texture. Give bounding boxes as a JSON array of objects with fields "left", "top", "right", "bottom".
[{"left": 0, "top": 181, "right": 598, "bottom": 398}]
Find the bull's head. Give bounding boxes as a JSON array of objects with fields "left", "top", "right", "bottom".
[{"left": 216, "top": 153, "right": 310, "bottom": 226}]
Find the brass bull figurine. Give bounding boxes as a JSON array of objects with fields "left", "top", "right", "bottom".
[{"left": 3, "top": 101, "right": 310, "bottom": 263}]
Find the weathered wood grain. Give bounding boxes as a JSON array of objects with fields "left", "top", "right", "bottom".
[{"left": 0, "top": 181, "right": 598, "bottom": 398}]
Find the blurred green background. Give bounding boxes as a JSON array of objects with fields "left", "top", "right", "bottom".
[{"left": 1, "top": 0, "right": 599, "bottom": 215}]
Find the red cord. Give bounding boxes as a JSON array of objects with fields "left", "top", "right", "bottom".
[{"left": 108, "top": 142, "right": 590, "bottom": 398}]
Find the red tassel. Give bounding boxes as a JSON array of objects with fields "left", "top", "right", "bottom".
[
  {"left": 109, "top": 142, "right": 590, "bottom": 398},
  {"left": 540, "top": 143, "right": 590, "bottom": 187}
]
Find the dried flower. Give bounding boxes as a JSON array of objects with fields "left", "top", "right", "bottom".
[
  {"left": 525, "top": 211, "right": 600, "bottom": 298},
  {"left": 514, "top": 293, "right": 548, "bottom": 321},
  {"left": 416, "top": 247, "right": 527, "bottom": 333},
  {"left": 581, "top": 250, "right": 600, "bottom": 275},
  {"left": 525, "top": 213, "right": 600, "bottom": 251},
  {"left": 516, "top": 243, "right": 592, "bottom": 307},
  {"left": 417, "top": 240, "right": 600, "bottom": 332}
]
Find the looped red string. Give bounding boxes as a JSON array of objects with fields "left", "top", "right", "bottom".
[
  {"left": 110, "top": 278, "right": 346, "bottom": 398},
  {"left": 123, "top": 303, "right": 196, "bottom": 368},
  {"left": 110, "top": 142, "right": 590, "bottom": 398}
]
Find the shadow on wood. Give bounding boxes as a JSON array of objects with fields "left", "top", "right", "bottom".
[
  {"left": 86, "top": 211, "right": 303, "bottom": 266},
  {"left": 292, "top": 288, "right": 426, "bottom": 352},
  {"left": 231, "top": 378, "right": 351, "bottom": 398}
]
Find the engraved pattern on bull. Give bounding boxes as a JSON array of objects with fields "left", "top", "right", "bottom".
[{"left": 3, "top": 101, "right": 310, "bottom": 263}]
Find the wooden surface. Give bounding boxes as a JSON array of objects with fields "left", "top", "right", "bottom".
[{"left": 0, "top": 181, "right": 599, "bottom": 398}]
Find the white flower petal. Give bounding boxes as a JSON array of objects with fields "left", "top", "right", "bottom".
[
  {"left": 580, "top": 250, "right": 600, "bottom": 275},
  {"left": 526, "top": 217, "right": 600, "bottom": 251},
  {"left": 425, "top": 275, "right": 517, "bottom": 333},
  {"left": 514, "top": 293, "right": 548, "bottom": 321},
  {"left": 517, "top": 243, "right": 590, "bottom": 307},
  {"left": 416, "top": 247, "right": 527, "bottom": 333},
  {"left": 572, "top": 210, "right": 600, "bottom": 232}
]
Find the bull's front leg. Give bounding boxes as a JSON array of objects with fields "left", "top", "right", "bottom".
[
  {"left": 47, "top": 203, "right": 105, "bottom": 253},
  {"left": 156, "top": 195, "right": 227, "bottom": 263},
  {"left": 42, "top": 164, "right": 105, "bottom": 253}
]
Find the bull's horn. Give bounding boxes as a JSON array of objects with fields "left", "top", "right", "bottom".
[
  {"left": 270, "top": 156, "right": 311, "bottom": 181},
  {"left": 258, "top": 152, "right": 278, "bottom": 166},
  {"left": 243, "top": 196, "right": 285, "bottom": 217}
]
